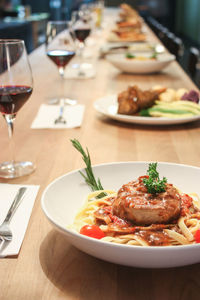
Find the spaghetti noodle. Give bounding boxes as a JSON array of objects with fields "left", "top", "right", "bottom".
[{"left": 71, "top": 180, "right": 200, "bottom": 247}]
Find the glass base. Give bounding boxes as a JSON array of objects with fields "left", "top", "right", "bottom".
[
  {"left": 65, "top": 63, "right": 96, "bottom": 79},
  {"left": 0, "top": 161, "right": 35, "bottom": 179},
  {"left": 48, "top": 98, "right": 77, "bottom": 105}
]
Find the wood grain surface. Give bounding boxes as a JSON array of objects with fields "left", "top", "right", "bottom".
[{"left": 0, "top": 8, "right": 200, "bottom": 300}]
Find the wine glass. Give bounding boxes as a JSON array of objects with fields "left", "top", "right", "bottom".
[
  {"left": 72, "top": 10, "right": 93, "bottom": 77},
  {"left": 46, "top": 21, "right": 76, "bottom": 105},
  {"left": 0, "top": 39, "right": 34, "bottom": 178},
  {"left": 92, "top": 0, "right": 105, "bottom": 29}
]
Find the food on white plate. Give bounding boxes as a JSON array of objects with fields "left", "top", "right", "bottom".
[
  {"left": 117, "top": 85, "right": 166, "bottom": 115},
  {"left": 70, "top": 140, "right": 200, "bottom": 247},
  {"left": 117, "top": 20, "right": 142, "bottom": 29},
  {"left": 117, "top": 85, "right": 200, "bottom": 117},
  {"left": 175, "top": 88, "right": 189, "bottom": 100},
  {"left": 158, "top": 88, "right": 188, "bottom": 102},
  {"left": 111, "top": 30, "right": 146, "bottom": 42},
  {"left": 127, "top": 43, "right": 164, "bottom": 53},
  {"left": 125, "top": 52, "right": 157, "bottom": 60},
  {"left": 181, "top": 90, "right": 200, "bottom": 103},
  {"left": 110, "top": 3, "right": 146, "bottom": 42},
  {"left": 101, "top": 43, "right": 164, "bottom": 57},
  {"left": 141, "top": 100, "right": 200, "bottom": 118},
  {"left": 142, "top": 89, "right": 200, "bottom": 118},
  {"left": 111, "top": 175, "right": 180, "bottom": 225},
  {"left": 119, "top": 3, "right": 142, "bottom": 26}
]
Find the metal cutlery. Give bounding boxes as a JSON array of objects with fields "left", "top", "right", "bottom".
[
  {"left": 54, "top": 99, "right": 67, "bottom": 125},
  {"left": 0, "top": 187, "right": 27, "bottom": 243}
]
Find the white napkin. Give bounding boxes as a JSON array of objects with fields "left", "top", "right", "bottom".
[
  {"left": 0, "top": 184, "right": 39, "bottom": 257},
  {"left": 31, "top": 104, "right": 85, "bottom": 129}
]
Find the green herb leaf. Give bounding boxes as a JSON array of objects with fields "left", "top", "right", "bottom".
[
  {"left": 139, "top": 108, "right": 151, "bottom": 116},
  {"left": 71, "top": 139, "right": 107, "bottom": 198},
  {"left": 126, "top": 52, "right": 135, "bottom": 59},
  {"left": 150, "top": 51, "right": 157, "bottom": 59},
  {"left": 143, "top": 162, "right": 167, "bottom": 194}
]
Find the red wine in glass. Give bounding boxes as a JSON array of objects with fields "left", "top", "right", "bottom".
[
  {"left": 74, "top": 28, "right": 91, "bottom": 42},
  {"left": 46, "top": 21, "right": 77, "bottom": 103},
  {"left": 0, "top": 39, "right": 34, "bottom": 179},
  {"left": 0, "top": 85, "right": 32, "bottom": 115},
  {"left": 47, "top": 50, "right": 75, "bottom": 68}
]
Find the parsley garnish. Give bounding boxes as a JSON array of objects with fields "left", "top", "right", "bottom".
[
  {"left": 126, "top": 52, "right": 135, "bottom": 59},
  {"left": 150, "top": 51, "right": 157, "bottom": 59},
  {"left": 143, "top": 162, "right": 167, "bottom": 194},
  {"left": 71, "top": 139, "right": 106, "bottom": 198}
]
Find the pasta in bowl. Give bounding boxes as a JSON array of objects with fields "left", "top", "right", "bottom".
[
  {"left": 41, "top": 161, "right": 200, "bottom": 268},
  {"left": 106, "top": 52, "right": 175, "bottom": 74}
]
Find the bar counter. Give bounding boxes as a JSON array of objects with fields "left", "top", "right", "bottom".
[{"left": 1, "top": 9, "right": 200, "bottom": 300}]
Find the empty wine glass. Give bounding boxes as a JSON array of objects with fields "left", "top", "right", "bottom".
[
  {"left": 92, "top": 0, "right": 105, "bottom": 29},
  {"left": 0, "top": 39, "right": 35, "bottom": 178},
  {"left": 46, "top": 21, "right": 76, "bottom": 105}
]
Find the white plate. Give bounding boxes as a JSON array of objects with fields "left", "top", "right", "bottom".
[
  {"left": 41, "top": 161, "right": 200, "bottom": 268},
  {"left": 106, "top": 52, "right": 175, "bottom": 74},
  {"left": 94, "top": 95, "right": 200, "bottom": 125},
  {"left": 106, "top": 31, "right": 147, "bottom": 43}
]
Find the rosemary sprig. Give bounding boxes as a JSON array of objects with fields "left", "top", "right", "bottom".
[
  {"left": 71, "top": 139, "right": 106, "bottom": 198},
  {"left": 143, "top": 162, "right": 167, "bottom": 194}
]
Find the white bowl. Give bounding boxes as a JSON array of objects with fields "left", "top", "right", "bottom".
[
  {"left": 106, "top": 52, "right": 175, "bottom": 74},
  {"left": 41, "top": 161, "right": 200, "bottom": 268}
]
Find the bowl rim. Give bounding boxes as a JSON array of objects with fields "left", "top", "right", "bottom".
[
  {"left": 41, "top": 160, "right": 200, "bottom": 251},
  {"left": 106, "top": 52, "right": 175, "bottom": 63}
]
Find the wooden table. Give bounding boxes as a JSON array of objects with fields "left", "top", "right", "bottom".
[{"left": 1, "top": 9, "right": 200, "bottom": 300}]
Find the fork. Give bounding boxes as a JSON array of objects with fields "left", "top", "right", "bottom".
[
  {"left": 0, "top": 187, "right": 27, "bottom": 242},
  {"left": 54, "top": 99, "right": 67, "bottom": 125}
]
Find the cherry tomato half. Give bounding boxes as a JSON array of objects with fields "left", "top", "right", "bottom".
[
  {"left": 194, "top": 229, "right": 200, "bottom": 243},
  {"left": 80, "top": 225, "right": 105, "bottom": 239}
]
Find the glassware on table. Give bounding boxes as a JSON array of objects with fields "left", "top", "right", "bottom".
[
  {"left": 46, "top": 21, "right": 76, "bottom": 104},
  {"left": 0, "top": 39, "right": 35, "bottom": 178},
  {"left": 72, "top": 10, "right": 93, "bottom": 77},
  {"left": 92, "top": 0, "right": 105, "bottom": 29}
]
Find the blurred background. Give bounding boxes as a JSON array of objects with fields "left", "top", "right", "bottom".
[{"left": 0, "top": 0, "right": 199, "bottom": 84}]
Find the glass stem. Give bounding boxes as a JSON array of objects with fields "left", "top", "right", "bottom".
[
  {"left": 3, "top": 114, "right": 16, "bottom": 166},
  {"left": 58, "top": 67, "right": 65, "bottom": 78},
  {"left": 58, "top": 68, "right": 64, "bottom": 104},
  {"left": 78, "top": 42, "right": 85, "bottom": 75},
  {"left": 58, "top": 67, "right": 65, "bottom": 104}
]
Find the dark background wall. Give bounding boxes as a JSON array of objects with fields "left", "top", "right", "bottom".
[
  {"left": 176, "top": 0, "right": 200, "bottom": 45},
  {"left": 21, "top": 0, "right": 49, "bottom": 13},
  {"left": 19, "top": 0, "right": 200, "bottom": 46}
]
